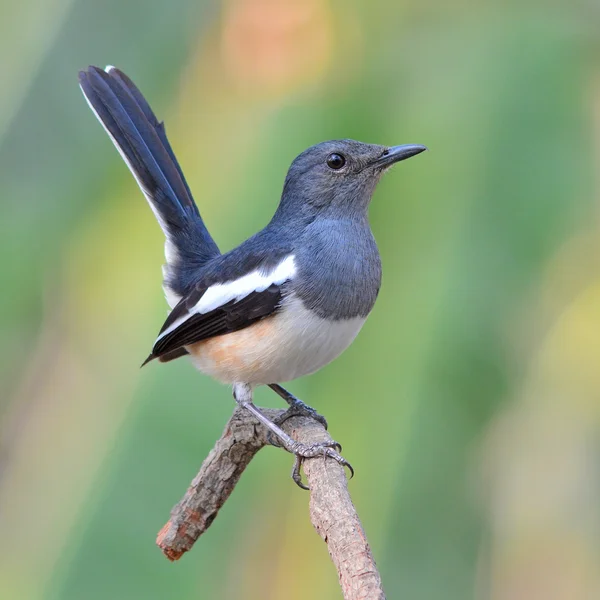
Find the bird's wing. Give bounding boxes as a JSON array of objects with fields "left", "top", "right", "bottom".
[{"left": 144, "top": 254, "right": 296, "bottom": 364}]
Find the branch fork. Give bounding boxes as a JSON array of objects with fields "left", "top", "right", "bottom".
[{"left": 156, "top": 406, "right": 386, "bottom": 600}]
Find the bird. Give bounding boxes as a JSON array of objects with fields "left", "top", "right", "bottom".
[{"left": 78, "top": 65, "right": 426, "bottom": 488}]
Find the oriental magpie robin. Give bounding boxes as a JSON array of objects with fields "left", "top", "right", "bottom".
[{"left": 79, "top": 65, "right": 426, "bottom": 488}]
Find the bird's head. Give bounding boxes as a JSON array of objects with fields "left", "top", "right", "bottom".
[{"left": 275, "top": 139, "right": 426, "bottom": 223}]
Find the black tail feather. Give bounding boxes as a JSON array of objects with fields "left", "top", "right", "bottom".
[
  {"left": 140, "top": 347, "right": 188, "bottom": 367},
  {"left": 79, "top": 66, "right": 220, "bottom": 272},
  {"left": 107, "top": 67, "right": 196, "bottom": 209}
]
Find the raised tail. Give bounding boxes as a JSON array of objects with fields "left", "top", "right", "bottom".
[{"left": 78, "top": 66, "right": 220, "bottom": 302}]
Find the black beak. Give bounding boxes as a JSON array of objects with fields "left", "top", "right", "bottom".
[{"left": 374, "top": 144, "right": 427, "bottom": 169}]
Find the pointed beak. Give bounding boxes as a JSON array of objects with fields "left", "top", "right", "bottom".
[{"left": 374, "top": 144, "right": 427, "bottom": 169}]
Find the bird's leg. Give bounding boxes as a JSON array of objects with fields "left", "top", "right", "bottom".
[
  {"left": 233, "top": 384, "right": 353, "bottom": 490},
  {"left": 268, "top": 383, "right": 328, "bottom": 429}
]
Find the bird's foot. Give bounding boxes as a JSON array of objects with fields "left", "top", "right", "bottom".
[
  {"left": 267, "top": 405, "right": 351, "bottom": 489},
  {"left": 235, "top": 391, "right": 353, "bottom": 490},
  {"left": 287, "top": 440, "right": 354, "bottom": 490},
  {"left": 273, "top": 399, "right": 328, "bottom": 430},
  {"left": 268, "top": 383, "right": 328, "bottom": 429},
  {"left": 266, "top": 431, "right": 353, "bottom": 489}
]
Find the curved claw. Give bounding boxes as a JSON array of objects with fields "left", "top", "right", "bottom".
[
  {"left": 291, "top": 456, "right": 309, "bottom": 490},
  {"left": 268, "top": 384, "right": 329, "bottom": 429},
  {"left": 344, "top": 460, "right": 354, "bottom": 480},
  {"left": 289, "top": 440, "right": 354, "bottom": 490},
  {"left": 309, "top": 411, "right": 328, "bottom": 430},
  {"left": 322, "top": 445, "right": 354, "bottom": 481}
]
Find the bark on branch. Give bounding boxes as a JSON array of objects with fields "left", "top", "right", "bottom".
[{"left": 156, "top": 406, "right": 386, "bottom": 600}]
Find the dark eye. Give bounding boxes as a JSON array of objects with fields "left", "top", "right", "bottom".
[{"left": 326, "top": 153, "right": 346, "bottom": 170}]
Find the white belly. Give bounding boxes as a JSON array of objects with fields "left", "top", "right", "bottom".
[{"left": 186, "top": 295, "right": 366, "bottom": 385}]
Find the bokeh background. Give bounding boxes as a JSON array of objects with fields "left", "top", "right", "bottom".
[{"left": 1, "top": 1, "right": 600, "bottom": 598}]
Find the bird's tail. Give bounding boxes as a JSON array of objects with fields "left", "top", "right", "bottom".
[{"left": 78, "top": 66, "right": 220, "bottom": 300}]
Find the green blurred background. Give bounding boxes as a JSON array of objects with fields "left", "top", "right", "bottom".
[{"left": 1, "top": 1, "right": 599, "bottom": 598}]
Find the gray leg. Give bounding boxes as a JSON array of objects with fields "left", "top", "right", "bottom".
[
  {"left": 234, "top": 383, "right": 352, "bottom": 489},
  {"left": 268, "top": 383, "right": 328, "bottom": 429}
]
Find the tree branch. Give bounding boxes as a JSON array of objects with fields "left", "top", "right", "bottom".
[{"left": 156, "top": 406, "right": 386, "bottom": 600}]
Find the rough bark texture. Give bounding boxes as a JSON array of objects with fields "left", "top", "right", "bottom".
[{"left": 156, "top": 406, "right": 386, "bottom": 600}]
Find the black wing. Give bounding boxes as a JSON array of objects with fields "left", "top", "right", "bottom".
[{"left": 142, "top": 284, "right": 283, "bottom": 365}]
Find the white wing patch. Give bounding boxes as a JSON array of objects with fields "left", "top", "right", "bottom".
[
  {"left": 198, "top": 255, "right": 296, "bottom": 313},
  {"left": 155, "top": 255, "right": 297, "bottom": 342}
]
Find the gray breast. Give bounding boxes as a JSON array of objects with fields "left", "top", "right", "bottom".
[{"left": 293, "top": 218, "right": 382, "bottom": 320}]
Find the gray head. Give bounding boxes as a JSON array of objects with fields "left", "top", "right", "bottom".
[{"left": 273, "top": 139, "right": 426, "bottom": 223}]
